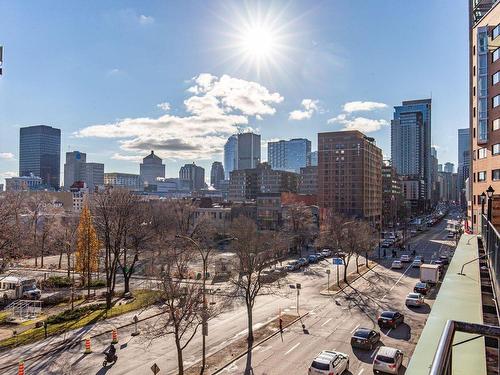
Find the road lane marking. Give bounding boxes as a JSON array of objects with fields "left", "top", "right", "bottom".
[
  {"left": 370, "top": 347, "right": 378, "bottom": 358},
  {"left": 386, "top": 328, "right": 393, "bottom": 336},
  {"left": 358, "top": 369, "right": 365, "bottom": 375},
  {"left": 321, "top": 318, "right": 332, "bottom": 326},
  {"left": 284, "top": 342, "right": 301, "bottom": 355},
  {"left": 386, "top": 264, "right": 413, "bottom": 294},
  {"left": 351, "top": 324, "right": 360, "bottom": 333}
]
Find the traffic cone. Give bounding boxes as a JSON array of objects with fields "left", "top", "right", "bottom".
[
  {"left": 18, "top": 360, "right": 24, "bottom": 375},
  {"left": 84, "top": 337, "right": 92, "bottom": 354},
  {"left": 111, "top": 329, "right": 118, "bottom": 344}
]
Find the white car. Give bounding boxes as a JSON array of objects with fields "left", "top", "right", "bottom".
[
  {"left": 391, "top": 260, "right": 403, "bottom": 269},
  {"left": 308, "top": 350, "right": 349, "bottom": 375},
  {"left": 412, "top": 259, "right": 423, "bottom": 268},
  {"left": 321, "top": 249, "right": 332, "bottom": 257},
  {"left": 400, "top": 254, "right": 411, "bottom": 263},
  {"left": 373, "top": 346, "right": 403, "bottom": 374},
  {"left": 405, "top": 292, "right": 424, "bottom": 307}
]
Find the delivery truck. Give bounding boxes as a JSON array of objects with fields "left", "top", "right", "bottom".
[{"left": 420, "top": 264, "right": 440, "bottom": 285}]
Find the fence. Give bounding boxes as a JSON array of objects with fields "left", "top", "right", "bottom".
[{"left": 481, "top": 214, "right": 500, "bottom": 307}]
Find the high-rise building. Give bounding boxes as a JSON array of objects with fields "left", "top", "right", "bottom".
[
  {"left": 237, "top": 133, "right": 261, "bottom": 170},
  {"left": 224, "top": 135, "right": 238, "bottom": 179},
  {"left": 470, "top": 4, "right": 500, "bottom": 228},
  {"left": 210, "top": 161, "right": 225, "bottom": 189},
  {"left": 309, "top": 151, "right": 318, "bottom": 167},
  {"left": 179, "top": 163, "right": 205, "bottom": 192},
  {"left": 444, "top": 162, "right": 455, "bottom": 173},
  {"left": 19, "top": 125, "right": 61, "bottom": 189},
  {"left": 430, "top": 147, "right": 440, "bottom": 205},
  {"left": 382, "top": 162, "right": 404, "bottom": 227},
  {"left": 318, "top": 130, "right": 382, "bottom": 226},
  {"left": 299, "top": 166, "right": 318, "bottom": 195},
  {"left": 457, "top": 128, "right": 471, "bottom": 206},
  {"left": 438, "top": 171, "right": 458, "bottom": 202},
  {"left": 64, "top": 151, "right": 87, "bottom": 188},
  {"left": 140, "top": 151, "right": 165, "bottom": 186},
  {"left": 82, "top": 163, "right": 104, "bottom": 190},
  {"left": 268, "top": 138, "right": 311, "bottom": 173},
  {"left": 391, "top": 99, "right": 432, "bottom": 213}
]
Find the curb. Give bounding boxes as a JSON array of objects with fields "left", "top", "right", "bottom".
[
  {"left": 211, "top": 312, "right": 309, "bottom": 375},
  {"left": 319, "top": 263, "right": 378, "bottom": 296}
]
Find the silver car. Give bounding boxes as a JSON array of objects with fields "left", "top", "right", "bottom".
[
  {"left": 373, "top": 346, "right": 403, "bottom": 374},
  {"left": 309, "top": 350, "right": 349, "bottom": 375},
  {"left": 405, "top": 292, "right": 424, "bottom": 307}
]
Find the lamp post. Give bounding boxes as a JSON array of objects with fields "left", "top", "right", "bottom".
[
  {"left": 175, "top": 234, "right": 237, "bottom": 374},
  {"left": 487, "top": 185, "right": 495, "bottom": 223},
  {"left": 481, "top": 192, "right": 486, "bottom": 216}
]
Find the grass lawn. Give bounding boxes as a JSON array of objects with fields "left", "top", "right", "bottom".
[{"left": 0, "top": 289, "right": 161, "bottom": 349}]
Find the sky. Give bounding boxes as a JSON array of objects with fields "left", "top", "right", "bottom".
[{"left": 0, "top": 0, "right": 469, "bottom": 185}]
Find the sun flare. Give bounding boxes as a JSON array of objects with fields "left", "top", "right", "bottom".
[{"left": 240, "top": 26, "right": 276, "bottom": 59}]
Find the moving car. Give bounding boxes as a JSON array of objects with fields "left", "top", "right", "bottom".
[
  {"left": 298, "top": 258, "right": 309, "bottom": 267},
  {"left": 405, "top": 292, "right": 424, "bottom": 307},
  {"left": 308, "top": 350, "right": 349, "bottom": 375},
  {"left": 415, "top": 255, "right": 425, "bottom": 262},
  {"left": 378, "top": 311, "right": 404, "bottom": 329},
  {"left": 400, "top": 254, "right": 412, "bottom": 263},
  {"left": 414, "top": 281, "right": 430, "bottom": 295},
  {"left": 350, "top": 328, "right": 380, "bottom": 350},
  {"left": 447, "top": 231, "right": 455, "bottom": 238},
  {"left": 373, "top": 346, "right": 404, "bottom": 375},
  {"left": 285, "top": 261, "right": 300, "bottom": 271},
  {"left": 391, "top": 260, "right": 403, "bottom": 269},
  {"left": 412, "top": 259, "right": 423, "bottom": 268},
  {"left": 321, "top": 249, "right": 332, "bottom": 257},
  {"left": 439, "top": 255, "right": 449, "bottom": 265},
  {"left": 308, "top": 255, "right": 318, "bottom": 264}
]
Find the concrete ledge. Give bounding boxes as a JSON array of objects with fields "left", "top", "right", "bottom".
[{"left": 406, "top": 234, "right": 487, "bottom": 375}]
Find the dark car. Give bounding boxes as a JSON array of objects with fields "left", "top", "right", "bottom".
[
  {"left": 414, "top": 282, "right": 430, "bottom": 295},
  {"left": 315, "top": 252, "right": 325, "bottom": 260},
  {"left": 308, "top": 254, "right": 318, "bottom": 263},
  {"left": 378, "top": 311, "right": 404, "bottom": 329},
  {"left": 439, "top": 255, "right": 449, "bottom": 265},
  {"left": 350, "top": 328, "right": 380, "bottom": 350}
]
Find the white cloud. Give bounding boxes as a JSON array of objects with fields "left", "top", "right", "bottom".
[
  {"left": 342, "top": 101, "right": 387, "bottom": 113},
  {"left": 0, "top": 152, "right": 14, "bottom": 159},
  {"left": 138, "top": 15, "right": 154, "bottom": 25},
  {"left": 289, "top": 99, "right": 320, "bottom": 121},
  {"left": 75, "top": 74, "right": 283, "bottom": 160},
  {"left": 157, "top": 102, "right": 170, "bottom": 112},
  {"left": 107, "top": 68, "right": 122, "bottom": 77},
  {"left": 111, "top": 153, "right": 146, "bottom": 162},
  {"left": 328, "top": 115, "right": 388, "bottom": 133},
  {"left": 0, "top": 171, "right": 17, "bottom": 179}
]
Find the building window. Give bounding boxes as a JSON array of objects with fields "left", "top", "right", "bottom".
[
  {"left": 493, "top": 143, "right": 500, "bottom": 155},
  {"left": 493, "top": 169, "right": 500, "bottom": 181},
  {"left": 494, "top": 25, "right": 500, "bottom": 39},
  {"left": 478, "top": 171, "right": 487, "bottom": 181},
  {"left": 494, "top": 95, "right": 500, "bottom": 108},
  {"left": 495, "top": 71, "right": 500, "bottom": 85},
  {"left": 494, "top": 48, "right": 500, "bottom": 62},
  {"left": 478, "top": 148, "right": 487, "bottom": 159},
  {"left": 479, "top": 76, "right": 488, "bottom": 96},
  {"left": 494, "top": 119, "right": 500, "bottom": 131}
]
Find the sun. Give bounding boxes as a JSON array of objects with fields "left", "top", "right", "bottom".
[{"left": 240, "top": 25, "right": 276, "bottom": 59}]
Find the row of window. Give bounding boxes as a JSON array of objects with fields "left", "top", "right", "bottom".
[
  {"left": 475, "top": 169, "right": 500, "bottom": 182},
  {"left": 476, "top": 144, "right": 500, "bottom": 158}
]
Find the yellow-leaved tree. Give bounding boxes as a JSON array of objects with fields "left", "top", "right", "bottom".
[{"left": 76, "top": 201, "right": 99, "bottom": 296}]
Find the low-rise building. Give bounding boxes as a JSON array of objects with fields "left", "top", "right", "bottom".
[
  {"left": 104, "top": 172, "right": 143, "bottom": 191},
  {"left": 5, "top": 174, "right": 43, "bottom": 192}
]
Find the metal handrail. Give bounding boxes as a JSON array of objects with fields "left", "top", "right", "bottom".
[{"left": 430, "top": 320, "right": 500, "bottom": 375}]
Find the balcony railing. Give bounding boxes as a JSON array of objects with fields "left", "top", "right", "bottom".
[{"left": 481, "top": 214, "right": 500, "bottom": 308}]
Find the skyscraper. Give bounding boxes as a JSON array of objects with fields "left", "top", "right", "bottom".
[
  {"left": 318, "top": 130, "right": 382, "bottom": 226},
  {"left": 210, "top": 161, "right": 225, "bottom": 189},
  {"left": 457, "top": 128, "right": 470, "bottom": 206},
  {"left": 64, "top": 151, "right": 86, "bottom": 188},
  {"left": 224, "top": 135, "right": 238, "bottom": 179},
  {"left": 82, "top": 163, "right": 104, "bottom": 190},
  {"left": 237, "top": 133, "right": 261, "bottom": 170},
  {"left": 444, "top": 162, "right": 455, "bottom": 173},
  {"left": 268, "top": 138, "right": 311, "bottom": 173},
  {"left": 179, "top": 163, "right": 205, "bottom": 192},
  {"left": 19, "top": 125, "right": 61, "bottom": 189},
  {"left": 140, "top": 151, "right": 165, "bottom": 186},
  {"left": 391, "top": 99, "right": 432, "bottom": 213}
]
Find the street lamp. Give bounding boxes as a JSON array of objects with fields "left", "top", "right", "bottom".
[
  {"left": 487, "top": 185, "right": 495, "bottom": 223},
  {"left": 175, "top": 234, "right": 237, "bottom": 374},
  {"left": 481, "top": 192, "right": 486, "bottom": 216}
]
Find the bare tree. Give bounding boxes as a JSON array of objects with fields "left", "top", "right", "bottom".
[
  {"left": 0, "top": 192, "right": 24, "bottom": 264},
  {"left": 229, "top": 216, "right": 280, "bottom": 375},
  {"left": 282, "top": 202, "right": 314, "bottom": 256}
]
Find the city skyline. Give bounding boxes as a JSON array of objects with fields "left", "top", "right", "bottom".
[{"left": 0, "top": 1, "right": 468, "bottom": 185}]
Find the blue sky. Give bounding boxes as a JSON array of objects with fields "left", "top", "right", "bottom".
[{"left": 0, "top": 0, "right": 468, "bottom": 185}]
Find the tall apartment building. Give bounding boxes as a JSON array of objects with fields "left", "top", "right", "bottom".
[
  {"left": 268, "top": 138, "right": 311, "bottom": 173},
  {"left": 318, "top": 130, "right": 382, "bottom": 226},
  {"left": 299, "top": 165, "right": 318, "bottom": 195},
  {"left": 391, "top": 99, "right": 432, "bottom": 213},
  {"left": 224, "top": 135, "right": 238, "bottom": 179},
  {"left": 430, "top": 147, "right": 440, "bottom": 205},
  {"left": 237, "top": 133, "right": 261, "bottom": 170},
  {"left": 438, "top": 171, "right": 458, "bottom": 202},
  {"left": 210, "top": 161, "right": 225, "bottom": 189},
  {"left": 179, "top": 163, "right": 205, "bottom": 192},
  {"left": 104, "top": 173, "right": 142, "bottom": 191},
  {"left": 140, "top": 151, "right": 165, "bottom": 186},
  {"left": 382, "top": 163, "right": 403, "bottom": 227},
  {"left": 470, "top": 3, "right": 500, "bottom": 228},
  {"left": 458, "top": 128, "right": 471, "bottom": 206},
  {"left": 19, "top": 125, "right": 61, "bottom": 189}
]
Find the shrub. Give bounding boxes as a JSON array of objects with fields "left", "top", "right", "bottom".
[
  {"left": 45, "top": 276, "right": 72, "bottom": 288},
  {"left": 46, "top": 303, "right": 105, "bottom": 324},
  {"left": 89, "top": 279, "right": 106, "bottom": 288}
]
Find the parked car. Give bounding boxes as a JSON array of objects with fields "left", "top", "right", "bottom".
[
  {"left": 400, "top": 254, "right": 412, "bottom": 263},
  {"left": 439, "top": 255, "right": 449, "bottom": 265},
  {"left": 308, "top": 255, "right": 319, "bottom": 264},
  {"left": 412, "top": 259, "right": 423, "bottom": 268},
  {"left": 414, "top": 281, "right": 430, "bottom": 295},
  {"left": 378, "top": 311, "right": 404, "bottom": 329},
  {"left": 315, "top": 252, "right": 325, "bottom": 260},
  {"left": 321, "top": 249, "right": 332, "bottom": 257},
  {"left": 373, "top": 346, "right": 404, "bottom": 375},
  {"left": 335, "top": 251, "right": 347, "bottom": 258},
  {"left": 308, "top": 350, "right": 349, "bottom": 375},
  {"left": 391, "top": 260, "right": 403, "bottom": 269},
  {"left": 405, "top": 292, "right": 425, "bottom": 307},
  {"left": 415, "top": 255, "right": 425, "bottom": 262},
  {"left": 447, "top": 231, "right": 455, "bottom": 238},
  {"left": 350, "top": 328, "right": 380, "bottom": 350},
  {"left": 286, "top": 261, "right": 300, "bottom": 271},
  {"left": 298, "top": 258, "right": 309, "bottom": 267},
  {"left": 381, "top": 241, "right": 391, "bottom": 248}
]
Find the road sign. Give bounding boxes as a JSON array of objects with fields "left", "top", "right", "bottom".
[
  {"left": 325, "top": 269, "right": 331, "bottom": 274},
  {"left": 332, "top": 257, "right": 343, "bottom": 265},
  {"left": 151, "top": 363, "right": 160, "bottom": 374}
]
